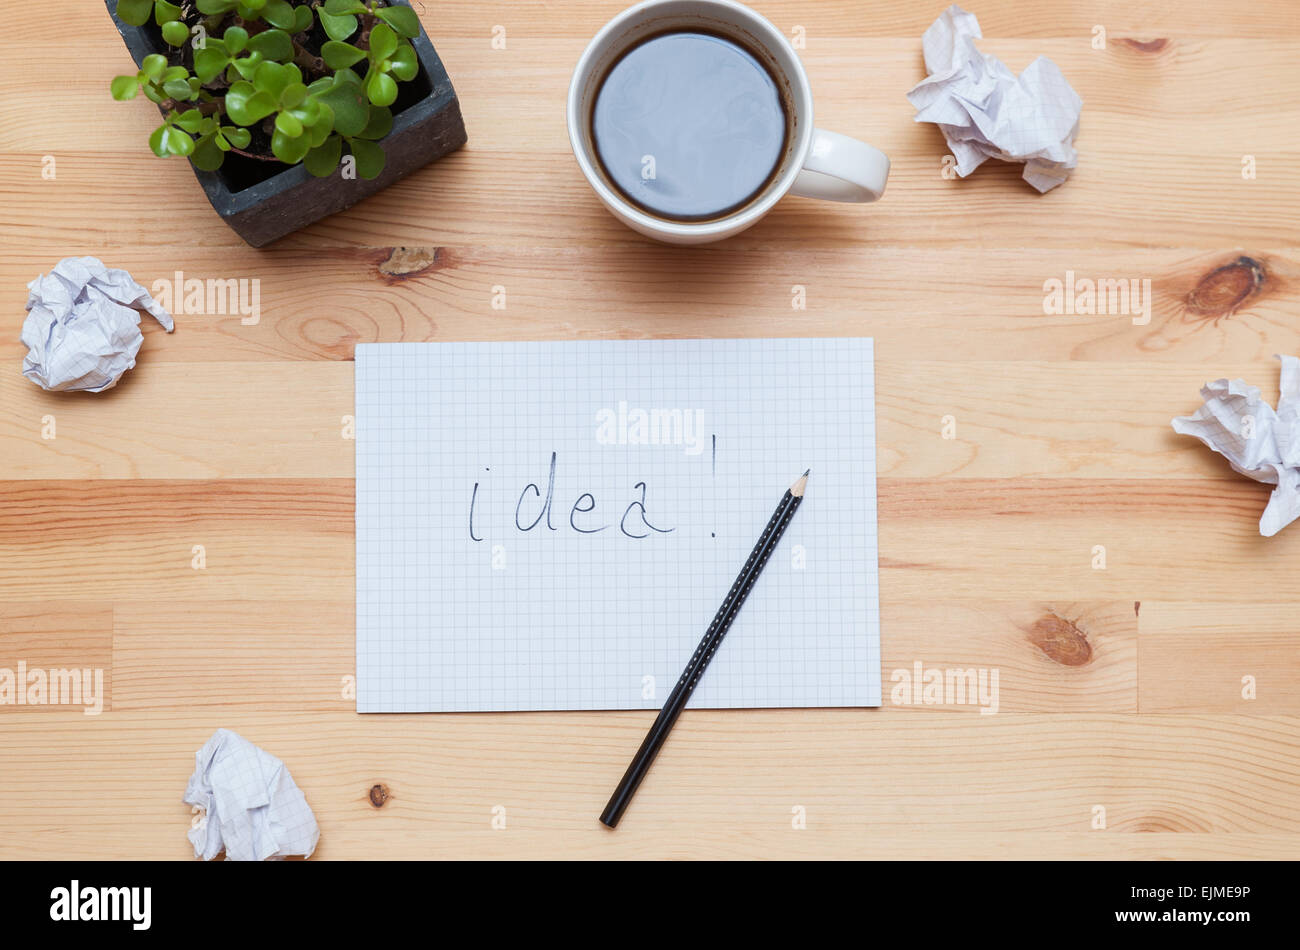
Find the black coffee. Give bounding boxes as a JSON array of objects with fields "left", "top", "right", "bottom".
[{"left": 591, "top": 31, "right": 787, "bottom": 221}]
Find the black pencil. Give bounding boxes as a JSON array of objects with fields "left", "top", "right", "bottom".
[{"left": 599, "top": 469, "right": 811, "bottom": 828}]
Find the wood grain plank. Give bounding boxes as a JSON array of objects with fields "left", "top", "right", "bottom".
[
  {"left": 8, "top": 40, "right": 1300, "bottom": 152},
  {"left": 4, "top": 32, "right": 1296, "bottom": 249},
  {"left": 3, "top": 247, "right": 1296, "bottom": 365},
  {"left": 112, "top": 601, "right": 354, "bottom": 713},
  {"left": 0, "top": 604, "right": 112, "bottom": 715},
  {"left": 877, "top": 478, "right": 1300, "bottom": 601},
  {"left": 0, "top": 710, "right": 1296, "bottom": 859},
  {"left": 0, "top": 363, "right": 353, "bottom": 479},
  {"left": 1, "top": 478, "right": 1296, "bottom": 606},
  {"left": 882, "top": 600, "right": 1136, "bottom": 713},
  {"left": 6, "top": 145, "right": 1296, "bottom": 250},
  {"left": 3, "top": 359, "right": 1296, "bottom": 481},
  {"left": 109, "top": 598, "right": 1135, "bottom": 713},
  {"left": 874, "top": 360, "right": 1288, "bottom": 480},
  {"left": 4, "top": 826, "right": 1295, "bottom": 860},
  {"left": 1139, "top": 602, "right": 1300, "bottom": 714},
  {"left": 0, "top": 480, "right": 353, "bottom": 602},
  {"left": 3, "top": 1, "right": 1294, "bottom": 44}
]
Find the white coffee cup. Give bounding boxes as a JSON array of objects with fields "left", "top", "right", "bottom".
[{"left": 566, "top": 0, "right": 890, "bottom": 245}]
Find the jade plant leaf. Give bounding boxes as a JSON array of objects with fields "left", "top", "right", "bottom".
[
  {"left": 141, "top": 54, "right": 167, "bottom": 81},
  {"left": 314, "top": 76, "right": 369, "bottom": 136},
  {"left": 390, "top": 44, "right": 418, "bottom": 82},
  {"left": 252, "top": 61, "right": 294, "bottom": 100},
  {"left": 369, "top": 23, "right": 399, "bottom": 62},
  {"left": 191, "top": 135, "right": 225, "bottom": 170},
  {"left": 317, "top": 8, "right": 358, "bottom": 42},
  {"left": 223, "top": 126, "right": 252, "bottom": 149},
  {"left": 116, "top": 0, "right": 154, "bottom": 27},
  {"left": 365, "top": 70, "right": 398, "bottom": 107},
  {"left": 173, "top": 108, "right": 204, "bottom": 133},
  {"left": 110, "top": 75, "right": 140, "bottom": 100},
  {"left": 271, "top": 126, "right": 313, "bottom": 163},
  {"left": 167, "top": 127, "right": 195, "bottom": 156},
  {"left": 375, "top": 5, "right": 421, "bottom": 39},
  {"left": 161, "top": 20, "right": 190, "bottom": 45},
  {"left": 194, "top": 44, "right": 230, "bottom": 83},
  {"left": 304, "top": 134, "right": 343, "bottom": 177},
  {"left": 225, "top": 81, "right": 277, "bottom": 125},
  {"left": 322, "top": 41, "right": 366, "bottom": 70},
  {"left": 348, "top": 138, "right": 385, "bottom": 179},
  {"left": 247, "top": 29, "right": 293, "bottom": 62},
  {"left": 259, "top": 0, "right": 298, "bottom": 30},
  {"left": 149, "top": 122, "right": 195, "bottom": 158},
  {"left": 162, "top": 77, "right": 194, "bottom": 100},
  {"left": 223, "top": 26, "right": 248, "bottom": 55},
  {"left": 154, "top": 0, "right": 182, "bottom": 24},
  {"left": 230, "top": 52, "right": 265, "bottom": 81},
  {"left": 274, "top": 111, "right": 304, "bottom": 138},
  {"left": 196, "top": 0, "right": 239, "bottom": 14},
  {"left": 357, "top": 105, "right": 393, "bottom": 140},
  {"left": 309, "top": 105, "right": 336, "bottom": 145}
]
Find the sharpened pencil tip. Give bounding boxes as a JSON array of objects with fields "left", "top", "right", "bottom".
[
  {"left": 790, "top": 470, "right": 810, "bottom": 497},
  {"left": 803, "top": 468, "right": 811, "bottom": 477}
]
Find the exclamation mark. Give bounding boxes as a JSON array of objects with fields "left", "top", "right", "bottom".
[{"left": 710, "top": 434, "right": 717, "bottom": 538}]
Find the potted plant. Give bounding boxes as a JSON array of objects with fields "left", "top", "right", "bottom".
[{"left": 106, "top": 0, "right": 466, "bottom": 246}]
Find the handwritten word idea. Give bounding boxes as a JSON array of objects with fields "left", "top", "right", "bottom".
[{"left": 469, "top": 452, "right": 674, "bottom": 540}]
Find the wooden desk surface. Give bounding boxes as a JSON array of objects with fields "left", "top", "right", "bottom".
[{"left": 2, "top": 1, "right": 1298, "bottom": 860}]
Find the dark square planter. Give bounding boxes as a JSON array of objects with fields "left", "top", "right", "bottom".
[{"left": 105, "top": 0, "right": 466, "bottom": 247}]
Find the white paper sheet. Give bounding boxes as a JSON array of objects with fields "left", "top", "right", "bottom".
[
  {"left": 21, "top": 256, "right": 173, "bottom": 393},
  {"left": 355, "top": 338, "right": 882, "bottom": 712},
  {"left": 183, "top": 729, "right": 319, "bottom": 861},
  {"left": 906, "top": 4, "right": 1082, "bottom": 192},
  {"left": 1172, "top": 355, "right": 1300, "bottom": 537}
]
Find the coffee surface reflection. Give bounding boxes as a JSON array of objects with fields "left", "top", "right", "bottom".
[{"left": 591, "top": 31, "right": 788, "bottom": 221}]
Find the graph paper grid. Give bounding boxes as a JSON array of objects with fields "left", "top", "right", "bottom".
[{"left": 355, "top": 338, "right": 881, "bottom": 712}]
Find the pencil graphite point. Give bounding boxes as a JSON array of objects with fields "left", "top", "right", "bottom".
[{"left": 791, "top": 470, "right": 810, "bottom": 497}]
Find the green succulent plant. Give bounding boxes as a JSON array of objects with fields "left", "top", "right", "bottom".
[{"left": 112, "top": 0, "right": 423, "bottom": 179}]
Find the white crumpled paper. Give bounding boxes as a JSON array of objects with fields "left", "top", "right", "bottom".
[
  {"left": 21, "top": 256, "right": 173, "bottom": 393},
  {"left": 183, "top": 729, "right": 320, "bottom": 861},
  {"left": 1172, "top": 355, "right": 1300, "bottom": 537},
  {"left": 906, "top": 5, "right": 1082, "bottom": 192}
]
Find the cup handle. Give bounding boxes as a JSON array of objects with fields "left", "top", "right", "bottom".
[{"left": 790, "top": 128, "right": 890, "bottom": 203}]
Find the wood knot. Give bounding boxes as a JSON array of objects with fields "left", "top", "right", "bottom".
[
  {"left": 378, "top": 246, "right": 442, "bottom": 282},
  {"left": 1118, "top": 37, "right": 1169, "bottom": 53},
  {"left": 368, "top": 783, "right": 390, "bottom": 808},
  {"left": 1185, "top": 256, "right": 1266, "bottom": 318},
  {"left": 1027, "top": 612, "right": 1093, "bottom": 666}
]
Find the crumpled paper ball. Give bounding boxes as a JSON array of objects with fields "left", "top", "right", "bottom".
[
  {"left": 1172, "top": 355, "right": 1300, "bottom": 537},
  {"left": 21, "top": 256, "right": 173, "bottom": 393},
  {"left": 906, "top": 4, "right": 1082, "bottom": 192},
  {"left": 183, "top": 729, "right": 320, "bottom": 861}
]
